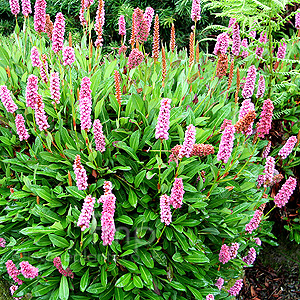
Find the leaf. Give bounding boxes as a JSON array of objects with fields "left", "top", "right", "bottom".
[
  {"left": 32, "top": 284, "right": 55, "bottom": 297},
  {"left": 169, "top": 281, "right": 186, "bottom": 291},
  {"left": 134, "top": 170, "right": 146, "bottom": 188},
  {"left": 188, "top": 286, "right": 203, "bottom": 299},
  {"left": 116, "top": 215, "right": 133, "bottom": 225},
  {"left": 118, "top": 259, "right": 138, "bottom": 272},
  {"left": 80, "top": 268, "right": 89, "bottom": 292},
  {"left": 128, "top": 189, "right": 138, "bottom": 208},
  {"left": 115, "top": 273, "right": 131, "bottom": 288},
  {"left": 133, "top": 275, "right": 143, "bottom": 288},
  {"left": 66, "top": 186, "right": 85, "bottom": 199},
  {"left": 173, "top": 230, "right": 190, "bottom": 253},
  {"left": 101, "top": 265, "right": 107, "bottom": 287},
  {"left": 59, "top": 276, "right": 69, "bottom": 300},
  {"left": 129, "top": 130, "right": 141, "bottom": 152},
  {"left": 184, "top": 252, "right": 210, "bottom": 264},
  {"left": 139, "top": 266, "right": 153, "bottom": 287},
  {"left": 86, "top": 283, "right": 106, "bottom": 294},
  {"left": 49, "top": 234, "right": 70, "bottom": 248},
  {"left": 15, "top": 280, "right": 38, "bottom": 297},
  {"left": 136, "top": 248, "right": 154, "bottom": 268}
]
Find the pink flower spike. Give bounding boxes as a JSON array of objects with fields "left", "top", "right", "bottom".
[
  {"left": 296, "top": 10, "right": 300, "bottom": 29},
  {"left": 228, "top": 18, "right": 236, "bottom": 28},
  {"left": 77, "top": 195, "right": 96, "bottom": 231},
  {"left": 0, "top": 237, "right": 6, "bottom": 248},
  {"left": 178, "top": 124, "right": 196, "bottom": 159},
  {"left": 257, "top": 99, "right": 274, "bottom": 138},
  {"left": 144, "top": 7, "right": 154, "bottom": 32},
  {"left": 160, "top": 194, "right": 172, "bottom": 226},
  {"left": 93, "top": 119, "right": 106, "bottom": 152},
  {"left": 219, "top": 244, "right": 231, "bottom": 264},
  {"left": 245, "top": 209, "right": 263, "bottom": 234},
  {"left": 52, "top": 12, "right": 65, "bottom": 53},
  {"left": 79, "top": 77, "right": 92, "bottom": 131},
  {"left": 191, "top": 0, "right": 201, "bottom": 22},
  {"left": 35, "top": 94, "right": 49, "bottom": 131},
  {"left": 94, "top": 0, "right": 105, "bottom": 47},
  {"left": 10, "top": 284, "right": 22, "bottom": 300},
  {"left": 0, "top": 85, "right": 18, "bottom": 113},
  {"left": 274, "top": 177, "right": 297, "bottom": 208},
  {"left": 217, "top": 124, "right": 235, "bottom": 164},
  {"left": 25, "top": 74, "right": 39, "bottom": 109},
  {"left": 278, "top": 136, "right": 297, "bottom": 159},
  {"left": 206, "top": 295, "right": 214, "bottom": 300},
  {"left": 229, "top": 242, "right": 239, "bottom": 259},
  {"left": 73, "top": 155, "right": 88, "bottom": 190},
  {"left": 22, "top": 0, "right": 31, "bottom": 17},
  {"left": 118, "top": 15, "right": 126, "bottom": 36},
  {"left": 170, "top": 177, "right": 185, "bottom": 209},
  {"left": 50, "top": 72, "right": 60, "bottom": 104},
  {"left": 213, "top": 33, "right": 229, "bottom": 55},
  {"left": 215, "top": 277, "right": 224, "bottom": 290},
  {"left": 30, "top": 46, "right": 41, "bottom": 67},
  {"left": 155, "top": 98, "right": 171, "bottom": 140},
  {"left": 242, "top": 247, "right": 256, "bottom": 265},
  {"left": 220, "top": 119, "right": 232, "bottom": 132},
  {"left": 228, "top": 279, "right": 243, "bottom": 296},
  {"left": 255, "top": 32, "right": 267, "bottom": 58},
  {"left": 40, "top": 54, "right": 49, "bottom": 83},
  {"left": 6, "top": 260, "right": 23, "bottom": 285},
  {"left": 9, "top": 0, "right": 20, "bottom": 16},
  {"left": 242, "top": 65, "right": 257, "bottom": 99},
  {"left": 262, "top": 141, "right": 272, "bottom": 158},
  {"left": 15, "top": 114, "right": 30, "bottom": 141},
  {"left": 232, "top": 22, "right": 241, "bottom": 56},
  {"left": 127, "top": 48, "right": 144, "bottom": 69},
  {"left": 238, "top": 99, "right": 255, "bottom": 135},
  {"left": 241, "top": 38, "right": 249, "bottom": 58},
  {"left": 20, "top": 261, "right": 38, "bottom": 279},
  {"left": 254, "top": 237, "right": 262, "bottom": 246},
  {"left": 264, "top": 156, "right": 275, "bottom": 184},
  {"left": 34, "top": 0, "right": 46, "bottom": 33},
  {"left": 53, "top": 257, "right": 74, "bottom": 278},
  {"left": 256, "top": 75, "right": 265, "bottom": 99},
  {"left": 277, "top": 40, "right": 287, "bottom": 60},
  {"left": 84, "top": 0, "right": 93, "bottom": 8},
  {"left": 63, "top": 46, "right": 75, "bottom": 66},
  {"left": 101, "top": 212, "right": 116, "bottom": 246}
]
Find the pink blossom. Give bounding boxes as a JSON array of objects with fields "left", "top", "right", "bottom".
[
  {"left": 206, "top": 295, "right": 214, "bottom": 300},
  {"left": 19, "top": 261, "right": 38, "bottom": 279},
  {"left": 213, "top": 33, "right": 229, "bottom": 55},
  {"left": 118, "top": 15, "right": 126, "bottom": 36},
  {"left": 242, "top": 65, "right": 257, "bottom": 99},
  {"left": 6, "top": 260, "right": 23, "bottom": 285},
  {"left": 79, "top": 77, "right": 92, "bottom": 131},
  {"left": 249, "top": 30, "right": 256, "bottom": 38},
  {"left": 238, "top": 99, "right": 255, "bottom": 135},
  {"left": 77, "top": 195, "right": 96, "bottom": 231},
  {"left": 256, "top": 75, "right": 265, "bottom": 99},
  {"left": 178, "top": 124, "right": 196, "bottom": 159},
  {"left": 102, "top": 194, "right": 116, "bottom": 216},
  {"left": 84, "top": 0, "right": 93, "bottom": 8},
  {"left": 144, "top": 7, "right": 154, "bottom": 32},
  {"left": 9, "top": 0, "right": 20, "bottom": 16},
  {"left": 256, "top": 32, "right": 267, "bottom": 58},
  {"left": 50, "top": 72, "right": 60, "bottom": 104},
  {"left": 245, "top": 209, "right": 263, "bottom": 234},
  {"left": 15, "top": 114, "right": 30, "bottom": 141},
  {"left": 215, "top": 277, "right": 224, "bottom": 290},
  {"left": 79, "top": 0, "right": 87, "bottom": 27},
  {"left": 229, "top": 242, "right": 239, "bottom": 259},
  {"left": 170, "top": 178, "right": 185, "bottom": 209},
  {"left": 262, "top": 141, "right": 272, "bottom": 158},
  {"left": 98, "top": 181, "right": 114, "bottom": 205},
  {"left": 40, "top": 54, "right": 48, "bottom": 83},
  {"left": 118, "top": 45, "right": 127, "bottom": 55},
  {"left": 264, "top": 156, "right": 275, "bottom": 183},
  {"left": 296, "top": 11, "right": 300, "bottom": 29},
  {"left": 73, "top": 155, "right": 88, "bottom": 190},
  {"left": 217, "top": 124, "right": 235, "bottom": 164},
  {"left": 232, "top": 22, "right": 241, "bottom": 56},
  {"left": 274, "top": 177, "right": 297, "bottom": 208},
  {"left": 0, "top": 85, "right": 18, "bottom": 113},
  {"left": 35, "top": 94, "right": 49, "bottom": 131},
  {"left": 34, "top": 0, "right": 46, "bottom": 33},
  {"left": 94, "top": 0, "right": 105, "bottom": 47},
  {"left": 243, "top": 247, "right": 256, "bottom": 265},
  {"left": 101, "top": 212, "right": 115, "bottom": 246},
  {"left": 191, "top": 0, "right": 201, "bottom": 22},
  {"left": 10, "top": 285, "right": 22, "bottom": 300},
  {"left": 155, "top": 98, "right": 171, "bottom": 140},
  {"left": 277, "top": 40, "right": 287, "bottom": 60},
  {"left": 160, "top": 194, "right": 172, "bottom": 226},
  {"left": 127, "top": 48, "right": 144, "bottom": 69},
  {"left": 241, "top": 38, "right": 249, "bottom": 58},
  {"left": 220, "top": 119, "right": 232, "bottom": 132},
  {"left": 278, "top": 136, "right": 297, "bottom": 159},
  {"left": 228, "top": 18, "right": 236, "bottom": 28},
  {"left": 79, "top": 76, "right": 92, "bottom": 100},
  {"left": 219, "top": 244, "right": 231, "bottom": 264},
  {"left": 53, "top": 257, "right": 74, "bottom": 278},
  {"left": 228, "top": 279, "right": 243, "bottom": 296},
  {"left": 25, "top": 75, "right": 38, "bottom": 109},
  {"left": 21, "top": 0, "right": 31, "bottom": 17},
  {"left": 0, "top": 238, "right": 6, "bottom": 248},
  {"left": 52, "top": 12, "right": 65, "bottom": 53},
  {"left": 30, "top": 46, "right": 41, "bottom": 67},
  {"left": 257, "top": 99, "right": 274, "bottom": 138},
  {"left": 93, "top": 119, "right": 106, "bottom": 152},
  {"left": 254, "top": 237, "right": 262, "bottom": 246}
]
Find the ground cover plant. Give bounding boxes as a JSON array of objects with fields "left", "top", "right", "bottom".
[{"left": 0, "top": 0, "right": 299, "bottom": 299}]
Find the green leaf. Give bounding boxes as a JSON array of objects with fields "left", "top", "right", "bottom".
[
  {"left": 137, "top": 248, "right": 154, "bottom": 268},
  {"left": 133, "top": 275, "right": 144, "bottom": 288},
  {"left": 101, "top": 265, "right": 107, "bottom": 287},
  {"left": 117, "top": 259, "right": 138, "bottom": 272},
  {"left": 134, "top": 170, "right": 146, "bottom": 188},
  {"left": 139, "top": 266, "right": 153, "bottom": 287},
  {"left": 169, "top": 281, "right": 186, "bottom": 291},
  {"left": 66, "top": 186, "right": 85, "bottom": 199},
  {"left": 128, "top": 189, "right": 138, "bottom": 208},
  {"left": 115, "top": 273, "right": 131, "bottom": 288},
  {"left": 184, "top": 252, "right": 210, "bottom": 264},
  {"left": 59, "top": 276, "right": 69, "bottom": 300},
  {"left": 116, "top": 215, "right": 133, "bottom": 225},
  {"left": 32, "top": 284, "right": 55, "bottom": 297},
  {"left": 86, "top": 283, "right": 106, "bottom": 294},
  {"left": 80, "top": 268, "right": 90, "bottom": 292},
  {"left": 129, "top": 130, "right": 141, "bottom": 152},
  {"left": 49, "top": 234, "right": 70, "bottom": 248},
  {"left": 188, "top": 286, "right": 203, "bottom": 299},
  {"left": 15, "top": 280, "right": 38, "bottom": 297},
  {"left": 114, "top": 287, "right": 124, "bottom": 300}
]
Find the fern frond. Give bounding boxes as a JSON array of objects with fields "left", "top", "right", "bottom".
[{"left": 273, "top": 108, "right": 292, "bottom": 119}]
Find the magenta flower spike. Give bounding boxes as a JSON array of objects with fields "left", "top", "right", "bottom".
[
  {"left": 238, "top": 99, "right": 255, "bottom": 135},
  {"left": 206, "top": 295, "right": 214, "bottom": 300},
  {"left": 144, "top": 7, "right": 154, "bottom": 32},
  {"left": 277, "top": 40, "right": 287, "bottom": 60},
  {"left": 278, "top": 136, "right": 297, "bottom": 159},
  {"left": 94, "top": 0, "right": 105, "bottom": 47},
  {"left": 229, "top": 242, "right": 239, "bottom": 259},
  {"left": 0, "top": 238, "right": 6, "bottom": 248},
  {"left": 245, "top": 209, "right": 263, "bottom": 234},
  {"left": 73, "top": 155, "right": 88, "bottom": 190},
  {"left": 50, "top": 72, "right": 60, "bottom": 104},
  {"left": 220, "top": 119, "right": 232, "bottom": 132},
  {"left": 118, "top": 15, "right": 126, "bottom": 36},
  {"left": 254, "top": 237, "right": 262, "bottom": 246},
  {"left": 264, "top": 156, "right": 275, "bottom": 183},
  {"left": 241, "top": 38, "right": 249, "bottom": 58},
  {"left": 63, "top": 46, "right": 75, "bottom": 66},
  {"left": 5, "top": 260, "right": 23, "bottom": 285},
  {"left": 242, "top": 65, "right": 257, "bottom": 99},
  {"left": 0, "top": 85, "right": 18, "bottom": 113},
  {"left": 228, "top": 279, "right": 243, "bottom": 296},
  {"left": 217, "top": 124, "right": 235, "bottom": 164},
  {"left": 101, "top": 212, "right": 116, "bottom": 246},
  {"left": 215, "top": 277, "right": 224, "bottom": 290},
  {"left": 160, "top": 194, "right": 172, "bottom": 225},
  {"left": 228, "top": 17, "right": 236, "bottom": 28},
  {"left": 170, "top": 177, "right": 185, "bottom": 209},
  {"left": 191, "top": 0, "right": 201, "bottom": 22},
  {"left": 77, "top": 195, "right": 96, "bottom": 231},
  {"left": 15, "top": 114, "right": 30, "bottom": 141},
  {"left": 256, "top": 75, "right": 265, "bottom": 99},
  {"left": 10, "top": 285, "right": 22, "bottom": 300},
  {"left": 262, "top": 141, "right": 272, "bottom": 158},
  {"left": 53, "top": 257, "right": 74, "bottom": 278},
  {"left": 34, "top": 0, "right": 46, "bottom": 33},
  {"left": 35, "top": 94, "right": 49, "bottom": 131},
  {"left": 219, "top": 244, "right": 231, "bottom": 264},
  {"left": 213, "top": 32, "right": 229, "bottom": 55},
  {"left": 232, "top": 22, "right": 241, "bottom": 56},
  {"left": 257, "top": 99, "right": 274, "bottom": 138},
  {"left": 127, "top": 48, "right": 144, "bottom": 69},
  {"left": 19, "top": 261, "right": 38, "bottom": 279},
  {"left": 155, "top": 98, "right": 171, "bottom": 140},
  {"left": 274, "top": 177, "right": 297, "bottom": 208},
  {"left": 242, "top": 247, "right": 256, "bottom": 265},
  {"left": 178, "top": 124, "right": 196, "bottom": 159},
  {"left": 21, "top": 0, "right": 31, "bottom": 17},
  {"left": 255, "top": 32, "right": 267, "bottom": 58},
  {"left": 25, "top": 74, "right": 39, "bottom": 109},
  {"left": 93, "top": 119, "right": 106, "bottom": 152},
  {"left": 9, "top": 0, "right": 20, "bottom": 16},
  {"left": 296, "top": 10, "right": 300, "bottom": 29},
  {"left": 40, "top": 54, "right": 49, "bottom": 83},
  {"left": 52, "top": 12, "right": 65, "bottom": 53},
  {"left": 30, "top": 46, "right": 41, "bottom": 67},
  {"left": 79, "top": 77, "right": 92, "bottom": 131}
]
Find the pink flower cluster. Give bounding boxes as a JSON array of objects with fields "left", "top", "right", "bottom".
[
  {"left": 238, "top": 99, "right": 255, "bottom": 135},
  {"left": 219, "top": 244, "right": 231, "bottom": 264},
  {"left": 228, "top": 18, "right": 236, "bottom": 28},
  {"left": 63, "top": 46, "right": 75, "bottom": 66},
  {"left": 0, "top": 237, "right": 6, "bottom": 248},
  {"left": 6, "top": 260, "right": 23, "bottom": 285},
  {"left": 19, "top": 261, "right": 38, "bottom": 279},
  {"left": 274, "top": 177, "right": 297, "bottom": 208},
  {"left": 0, "top": 85, "right": 18, "bottom": 113},
  {"left": 53, "top": 257, "right": 74, "bottom": 278},
  {"left": 242, "top": 65, "right": 257, "bottom": 99},
  {"left": 206, "top": 295, "right": 214, "bottom": 300},
  {"left": 26, "top": 74, "right": 38, "bottom": 109},
  {"left": 93, "top": 119, "right": 106, "bottom": 152},
  {"left": 79, "top": 77, "right": 92, "bottom": 131},
  {"left": 50, "top": 72, "right": 60, "bottom": 104},
  {"left": 217, "top": 124, "right": 235, "bottom": 164},
  {"left": 256, "top": 75, "right": 265, "bottom": 99},
  {"left": 242, "top": 247, "right": 256, "bottom": 265},
  {"left": 245, "top": 209, "right": 263, "bottom": 234},
  {"left": 254, "top": 237, "right": 262, "bottom": 246},
  {"left": 262, "top": 141, "right": 272, "bottom": 158},
  {"left": 118, "top": 15, "right": 126, "bottom": 36},
  {"left": 228, "top": 279, "right": 243, "bottom": 296},
  {"left": 213, "top": 33, "right": 229, "bottom": 55},
  {"left": 296, "top": 11, "right": 300, "bottom": 30},
  {"left": 215, "top": 277, "right": 224, "bottom": 290},
  {"left": 94, "top": 0, "right": 105, "bottom": 47},
  {"left": 30, "top": 46, "right": 41, "bottom": 67},
  {"left": 52, "top": 12, "right": 65, "bottom": 53},
  {"left": 220, "top": 119, "right": 232, "bottom": 132},
  {"left": 278, "top": 136, "right": 297, "bottom": 159},
  {"left": 35, "top": 94, "right": 49, "bottom": 131},
  {"left": 277, "top": 41, "right": 287, "bottom": 60},
  {"left": 178, "top": 124, "right": 196, "bottom": 158},
  {"left": 257, "top": 99, "right": 274, "bottom": 138},
  {"left": 144, "top": 7, "right": 155, "bottom": 33},
  {"left": 22, "top": 0, "right": 32, "bottom": 17},
  {"left": 40, "top": 54, "right": 48, "bottom": 83},
  {"left": 232, "top": 22, "right": 241, "bottom": 56},
  {"left": 160, "top": 194, "right": 172, "bottom": 225},
  {"left": 170, "top": 178, "right": 185, "bottom": 209},
  {"left": 191, "top": 0, "right": 201, "bottom": 22},
  {"left": 15, "top": 114, "right": 30, "bottom": 141},
  {"left": 128, "top": 48, "right": 144, "bottom": 69},
  {"left": 10, "top": 0, "right": 20, "bottom": 15},
  {"left": 34, "top": 0, "right": 46, "bottom": 32},
  {"left": 73, "top": 155, "right": 88, "bottom": 190},
  {"left": 155, "top": 98, "right": 171, "bottom": 140},
  {"left": 77, "top": 195, "right": 96, "bottom": 231},
  {"left": 241, "top": 38, "right": 249, "bottom": 58},
  {"left": 256, "top": 32, "right": 267, "bottom": 58},
  {"left": 264, "top": 156, "right": 275, "bottom": 183},
  {"left": 230, "top": 242, "right": 240, "bottom": 259},
  {"left": 10, "top": 284, "right": 22, "bottom": 300}
]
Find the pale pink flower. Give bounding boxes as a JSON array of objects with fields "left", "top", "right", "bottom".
[
  {"left": 206, "top": 295, "right": 214, "bottom": 300},
  {"left": 77, "top": 195, "right": 96, "bottom": 231},
  {"left": 256, "top": 75, "right": 265, "bottom": 99},
  {"left": 264, "top": 156, "right": 275, "bottom": 184},
  {"left": 238, "top": 99, "right": 255, "bottom": 135},
  {"left": 213, "top": 33, "right": 229, "bottom": 55},
  {"left": 215, "top": 277, "right": 224, "bottom": 290},
  {"left": 228, "top": 18, "right": 236, "bottom": 28},
  {"left": 242, "top": 65, "right": 257, "bottom": 99},
  {"left": 79, "top": 0, "right": 87, "bottom": 27},
  {"left": 15, "top": 114, "right": 30, "bottom": 141},
  {"left": 155, "top": 98, "right": 171, "bottom": 140},
  {"left": 0, "top": 85, "right": 18, "bottom": 113},
  {"left": 232, "top": 22, "right": 241, "bottom": 56},
  {"left": 52, "top": 12, "right": 65, "bottom": 53},
  {"left": 256, "top": 32, "right": 267, "bottom": 58},
  {"left": 101, "top": 212, "right": 115, "bottom": 246},
  {"left": 191, "top": 0, "right": 201, "bottom": 22},
  {"left": 245, "top": 209, "right": 263, "bottom": 234},
  {"left": 144, "top": 7, "right": 154, "bottom": 33},
  {"left": 217, "top": 124, "right": 235, "bottom": 164},
  {"left": 50, "top": 72, "right": 60, "bottom": 104},
  {"left": 274, "top": 177, "right": 297, "bottom": 208},
  {"left": 118, "top": 15, "right": 126, "bottom": 36},
  {"left": 6, "top": 260, "right": 23, "bottom": 285},
  {"left": 278, "top": 136, "right": 297, "bottom": 159},
  {"left": 20, "top": 261, "right": 38, "bottom": 279},
  {"left": 118, "top": 45, "right": 127, "bottom": 56},
  {"left": 229, "top": 242, "right": 239, "bottom": 259},
  {"left": 296, "top": 10, "right": 300, "bottom": 29},
  {"left": 25, "top": 75, "right": 38, "bottom": 109},
  {"left": 9, "top": 0, "right": 20, "bottom": 16},
  {"left": 277, "top": 40, "right": 287, "bottom": 60},
  {"left": 170, "top": 178, "right": 185, "bottom": 209},
  {"left": 262, "top": 141, "right": 272, "bottom": 158},
  {"left": 30, "top": 46, "right": 41, "bottom": 67},
  {"left": 53, "top": 257, "right": 74, "bottom": 278},
  {"left": 79, "top": 77, "right": 92, "bottom": 131},
  {"left": 0, "top": 237, "right": 6, "bottom": 248},
  {"left": 21, "top": 0, "right": 31, "bottom": 17},
  {"left": 98, "top": 181, "right": 114, "bottom": 204},
  {"left": 73, "top": 155, "right": 88, "bottom": 190},
  {"left": 160, "top": 194, "right": 172, "bottom": 225},
  {"left": 79, "top": 76, "right": 92, "bottom": 100},
  {"left": 241, "top": 38, "right": 249, "bottom": 58},
  {"left": 219, "top": 244, "right": 231, "bottom": 264},
  {"left": 178, "top": 124, "right": 196, "bottom": 159},
  {"left": 35, "top": 94, "right": 49, "bottom": 131},
  {"left": 127, "top": 48, "right": 144, "bottom": 69},
  {"left": 257, "top": 99, "right": 274, "bottom": 138},
  {"left": 242, "top": 247, "right": 256, "bottom": 265},
  {"left": 10, "top": 285, "right": 22, "bottom": 300},
  {"left": 34, "top": 0, "right": 46, "bottom": 33},
  {"left": 93, "top": 119, "right": 106, "bottom": 152},
  {"left": 40, "top": 54, "right": 48, "bottom": 83},
  {"left": 220, "top": 119, "right": 232, "bottom": 132},
  {"left": 254, "top": 237, "right": 262, "bottom": 246},
  {"left": 84, "top": 0, "right": 93, "bottom": 8},
  {"left": 228, "top": 279, "right": 243, "bottom": 296}
]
